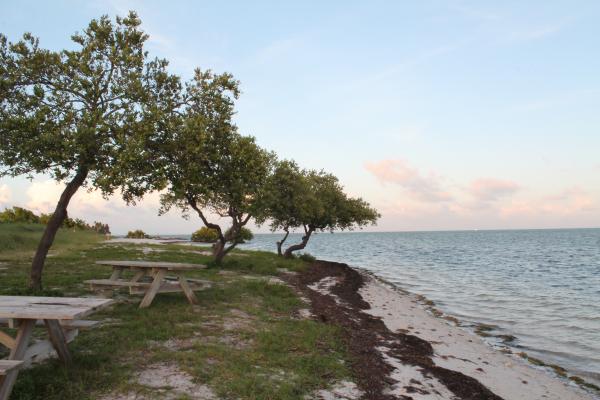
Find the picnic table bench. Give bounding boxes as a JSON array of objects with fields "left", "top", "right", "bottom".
[
  {"left": 0, "top": 296, "right": 112, "bottom": 400},
  {"left": 86, "top": 260, "right": 209, "bottom": 308}
]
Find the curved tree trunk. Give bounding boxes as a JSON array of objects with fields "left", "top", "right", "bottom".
[
  {"left": 213, "top": 239, "right": 226, "bottom": 263},
  {"left": 276, "top": 227, "right": 290, "bottom": 256},
  {"left": 283, "top": 226, "right": 314, "bottom": 258},
  {"left": 29, "top": 167, "right": 88, "bottom": 290}
]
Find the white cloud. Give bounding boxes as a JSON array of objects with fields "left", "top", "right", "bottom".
[{"left": 0, "top": 184, "right": 11, "bottom": 208}]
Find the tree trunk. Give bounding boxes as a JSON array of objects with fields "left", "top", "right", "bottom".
[
  {"left": 283, "top": 227, "right": 314, "bottom": 258},
  {"left": 276, "top": 228, "right": 290, "bottom": 256},
  {"left": 213, "top": 239, "right": 226, "bottom": 264},
  {"left": 29, "top": 167, "right": 88, "bottom": 290}
]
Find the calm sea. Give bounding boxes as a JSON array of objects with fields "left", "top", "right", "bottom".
[{"left": 232, "top": 229, "right": 600, "bottom": 386}]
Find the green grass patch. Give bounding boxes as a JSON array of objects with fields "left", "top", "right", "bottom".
[{"left": 1, "top": 224, "right": 350, "bottom": 400}]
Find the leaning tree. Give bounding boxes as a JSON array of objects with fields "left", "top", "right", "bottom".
[
  {"left": 264, "top": 169, "right": 380, "bottom": 258},
  {"left": 159, "top": 69, "right": 275, "bottom": 263},
  {"left": 0, "top": 12, "right": 180, "bottom": 289},
  {"left": 257, "top": 159, "right": 313, "bottom": 255}
]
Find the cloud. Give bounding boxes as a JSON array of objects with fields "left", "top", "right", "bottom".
[
  {"left": 0, "top": 184, "right": 11, "bottom": 207},
  {"left": 468, "top": 178, "right": 520, "bottom": 202},
  {"left": 25, "top": 179, "right": 162, "bottom": 218},
  {"left": 365, "top": 159, "right": 452, "bottom": 202},
  {"left": 500, "top": 187, "right": 597, "bottom": 217}
]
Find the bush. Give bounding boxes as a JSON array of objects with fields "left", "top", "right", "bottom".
[
  {"left": 226, "top": 227, "right": 254, "bottom": 243},
  {"left": 126, "top": 229, "right": 149, "bottom": 239},
  {"left": 0, "top": 206, "right": 40, "bottom": 223},
  {"left": 191, "top": 227, "right": 219, "bottom": 243},
  {"left": 298, "top": 253, "right": 316, "bottom": 263}
]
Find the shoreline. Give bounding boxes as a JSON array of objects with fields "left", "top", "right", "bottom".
[
  {"left": 102, "top": 239, "right": 599, "bottom": 398},
  {"left": 290, "top": 259, "right": 599, "bottom": 400}
]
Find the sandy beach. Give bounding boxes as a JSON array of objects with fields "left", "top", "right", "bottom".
[
  {"left": 359, "top": 274, "right": 597, "bottom": 400},
  {"left": 289, "top": 259, "right": 599, "bottom": 400}
]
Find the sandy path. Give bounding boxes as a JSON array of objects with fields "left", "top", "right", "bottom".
[{"left": 360, "top": 275, "right": 598, "bottom": 400}]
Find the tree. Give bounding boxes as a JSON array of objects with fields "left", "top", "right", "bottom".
[
  {"left": 158, "top": 69, "right": 275, "bottom": 263},
  {"left": 0, "top": 12, "right": 180, "bottom": 289},
  {"left": 161, "top": 130, "right": 275, "bottom": 263},
  {"left": 263, "top": 168, "right": 380, "bottom": 258},
  {"left": 258, "top": 160, "right": 311, "bottom": 255}
]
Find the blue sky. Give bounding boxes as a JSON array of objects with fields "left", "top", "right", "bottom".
[{"left": 1, "top": 1, "right": 599, "bottom": 234}]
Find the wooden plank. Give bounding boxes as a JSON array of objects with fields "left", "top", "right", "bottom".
[
  {"left": 0, "top": 330, "right": 15, "bottom": 350},
  {"left": 109, "top": 266, "right": 125, "bottom": 280},
  {"left": 178, "top": 275, "right": 199, "bottom": 305},
  {"left": 130, "top": 269, "right": 146, "bottom": 282},
  {"left": 96, "top": 260, "right": 206, "bottom": 271},
  {"left": 0, "top": 361, "right": 23, "bottom": 376},
  {"left": 0, "top": 319, "right": 34, "bottom": 400},
  {"left": 85, "top": 279, "right": 151, "bottom": 288},
  {"left": 0, "top": 296, "right": 113, "bottom": 320},
  {"left": 139, "top": 269, "right": 166, "bottom": 308},
  {"left": 43, "top": 320, "right": 72, "bottom": 365},
  {"left": 0, "top": 319, "right": 98, "bottom": 330}
]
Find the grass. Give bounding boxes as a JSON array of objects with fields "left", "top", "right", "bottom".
[{"left": 0, "top": 224, "right": 350, "bottom": 399}]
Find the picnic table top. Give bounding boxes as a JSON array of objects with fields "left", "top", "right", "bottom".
[
  {"left": 0, "top": 296, "right": 113, "bottom": 320},
  {"left": 96, "top": 260, "right": 207, "bottom": 270}
]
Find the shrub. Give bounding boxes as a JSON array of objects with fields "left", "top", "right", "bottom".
[
  {"left": 226, "top": 227, "right": 254, "bottom": 243},
  {"left": 0, "top": 206, "right": 40, "bottom": 223},
  {"left": 298, "top": 253, "right": 316, "bottom": 263},
  {"left": 191, "top": 227, "right": 219, "bottom": 243},
  {"left": 126, "top": 229, "right": 149, "bottom": 239}
]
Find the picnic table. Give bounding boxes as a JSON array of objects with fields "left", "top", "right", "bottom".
[
  {"left": 0, "top": 296, "right": 112, "bottom": 400},
  {"left": 86, "top": 260, "right": 209, "bottom": 308}
]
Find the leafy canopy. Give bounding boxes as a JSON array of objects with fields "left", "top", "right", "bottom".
[
  {"left": 0, "top": 11, "right": 180, "bottom": 200},
  {"left": 158, "top": 70, "right": 275, "bottom": 238},
  {"left": 262, "top": 163, "right": 380, "bottom": 233}
]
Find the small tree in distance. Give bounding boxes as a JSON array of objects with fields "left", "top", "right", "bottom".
[
  {"left": 262, "top": 167, "right": 380, "bottom": 258},
  {"left": 0, "top": 12, "right": 180, "bottom": 289}
]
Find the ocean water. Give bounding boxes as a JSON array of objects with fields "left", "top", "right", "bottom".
[{"left": 235, "top": 229, "right": 600, "bottom": 385}]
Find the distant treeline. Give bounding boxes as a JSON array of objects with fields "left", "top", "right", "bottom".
[{"left": 0, "top": 206, "right": 110, "bottom": 234}]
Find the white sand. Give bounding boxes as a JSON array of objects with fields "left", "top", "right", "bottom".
[{"left": 359, "top": 274, "right": 598, "bottom": 400}]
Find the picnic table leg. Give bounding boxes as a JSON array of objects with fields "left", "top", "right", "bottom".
[
  {"left": 43, "top": 320, "right": 72, "bottom": 365},
  {"left": 109, "top": 266, "right": 125, "bottom": 280},
  {"left": 139, "top": 269, "right": 166, "bottom": 308},
  {"left": 178, "top": 274, "right": 199, "bottom": 305},
  {"left": 0, "top": 319, "right": 35, "bottom": 400}
]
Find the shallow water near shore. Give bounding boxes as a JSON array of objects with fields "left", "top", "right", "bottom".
[{"left": 228, "top": 228, "right": 600, "bottom": 386}]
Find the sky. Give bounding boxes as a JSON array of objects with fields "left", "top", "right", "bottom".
[{"left": 1, "top": 1, "right": 599, "bottom": 234}]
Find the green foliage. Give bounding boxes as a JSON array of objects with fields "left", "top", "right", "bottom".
[
  {"left": 0, "top": 206, "right": 40, "bottom": 223},
  {"left": 125, "top": 229, "right": 149, "bottom": 239},
  {"left": 0, "top": 223, "right": 102, "bottom": 259},
  {"left": 262, "top": 160, "right": 380, "bottom": 234},
  {"left": 0, "top": 228, "right": 349, "bottom": 399},
  {"left": 298, "top": 253, "right": 316, "bottom": 262},
  {"left": 225, "top": 226, "right": 254, "bottom": 243},
  {"left": 0, "top": 12, "right": 179, "bottom": 197},
  {"left": 191, "top": 226, "right": 219, "bottom": 243},
  {"left": 0, "top": 206, "right": 110, "bottom": 233},
  {"left": 157, "top": 69, "right": 275, "bottom": 260}
]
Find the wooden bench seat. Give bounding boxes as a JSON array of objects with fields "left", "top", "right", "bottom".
[
  {"left": 0, "top": 360, "right": 23, "bottom": 376},
  {"left": 84, "top": 279, "right": 151, "bottom": 288}
]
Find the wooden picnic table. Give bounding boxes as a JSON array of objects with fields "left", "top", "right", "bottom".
[
  {"left": 0, "top": 296, "right": 112, "bottom": 400},
  {"left": 86, "top": 260, "right": 209, "bottom": 308}
]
